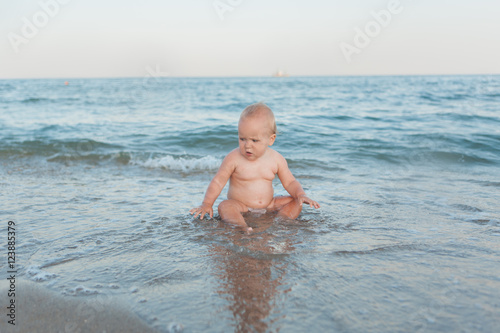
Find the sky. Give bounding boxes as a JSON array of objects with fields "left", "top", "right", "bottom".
[{"left": 1, "top": 0, "right": 499, "bottom": 79}]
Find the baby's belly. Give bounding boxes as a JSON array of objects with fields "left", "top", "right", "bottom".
[{"left": 227, "top": 180, "right": 274, "bottom": 209}]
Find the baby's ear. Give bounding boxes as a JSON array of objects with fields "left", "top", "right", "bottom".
[{"left": 268, "top": 134, "right": 277, "bottom": 146}]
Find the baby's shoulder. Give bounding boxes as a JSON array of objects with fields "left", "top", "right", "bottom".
[
  {"left": 266, "top": 148, "right": 287, "bottom": 168},
  {"left": 222, "top": 148, "right": 244, "bottom": 165},
  {"left": 267, "top": 148, "right": 285, "bottom": 161},
  {"left": 225, "top": 148, "right": 241, "bottom": 160}
]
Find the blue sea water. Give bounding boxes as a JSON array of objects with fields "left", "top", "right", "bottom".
[{"left": 0, "top": 75, "right": 499, "bottom": 332}]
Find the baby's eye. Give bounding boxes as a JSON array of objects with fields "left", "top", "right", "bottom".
[
  {"left": 252, "top": 139, "right": 258, "bottom": 142},
  {"left": 239, "top": 138, "right": 245, "bottom": 141}
]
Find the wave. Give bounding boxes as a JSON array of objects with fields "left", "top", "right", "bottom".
[
  {"left": 130, "top": 155, "right": 221, "bottom": 172},
  {"left": 418, "top": 88, "right": 500, "bottom": 104},
  {"left": 484, "top": 92, "right": 500, "bottom": 98},
  {"left": 287, "top": 158, "right": 344, "bottom": 172},
  {"left": 46, "top": 151, "right": 132, "bottom": 164},
  {"left": 158, "top": 125, "right": 236, "bottom": 150},
  {"left": 348, "top": 148, "right": 498, "bottom": 166},
  {"left": 0, "top": 139, "right": 123, "bottom": 158},
  {"left": 331, "top": 243, "right": 424, "bottom": 257},
  {"left": 22, "top": 97, "right": 52, "bottom": 103},
  {"left": 344, "top": 131, "right": 500, "bottom": 166},
  {"left": 18, "top": 97, "right": 79, "bottom": 104},
  {"left": 2, "top": 137, "right": 498, "bottom": 171},
  {"left": 433, "top": 112, "right": 500, "bottom": 124}
]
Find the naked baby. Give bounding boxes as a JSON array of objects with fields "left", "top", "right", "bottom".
[{"left": 190, "top": 102, "right": 320, "bottom": 233}]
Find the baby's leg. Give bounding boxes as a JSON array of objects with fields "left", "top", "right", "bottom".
[
  {"left": 218, "top": 199, "right": 251, "bottom": 231},
  {"left": 272, "top": 196, "right": 303, "bottom": 219}
]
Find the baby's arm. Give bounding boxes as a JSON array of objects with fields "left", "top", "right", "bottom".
[
  {"left": 277, "top": 154, "right": 320, "bottom": 209},
  {"left": 190, "top": 152, "right": 236, "bottom": 219}
]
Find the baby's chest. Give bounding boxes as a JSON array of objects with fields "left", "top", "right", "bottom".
[{"left": 233, "top": 163, "right": 277, "bottom": 181}]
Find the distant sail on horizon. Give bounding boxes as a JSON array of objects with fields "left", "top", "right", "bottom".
[{"left": 273, "top": 70, "right": 289, "bottom": 77}]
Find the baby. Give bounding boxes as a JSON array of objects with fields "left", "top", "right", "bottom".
[{"left": 190, "top": 102, "right": 320, "bottom": 233}]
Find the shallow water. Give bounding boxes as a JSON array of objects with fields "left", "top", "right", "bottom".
[{"left": 1, "top": 75, "right": 500, "bottom": 332}]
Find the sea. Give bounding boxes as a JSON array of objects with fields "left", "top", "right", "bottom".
[{"left": 0, "top": 75, "right": 499, "bottom": 332}]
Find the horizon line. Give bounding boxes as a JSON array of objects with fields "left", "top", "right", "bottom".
[{"left": 1, "top": 72, "right": 499, "bottom": 81}]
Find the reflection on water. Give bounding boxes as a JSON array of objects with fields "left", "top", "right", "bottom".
[{"left": 207, "top": 213, "right": 297, "bottom": 332}]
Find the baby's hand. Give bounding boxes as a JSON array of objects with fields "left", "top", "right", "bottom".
[
  {"left": 298, "top": 195, "right": 320, "bottom": 209},
  {"left": 190, "top": 203, "right": 213, "bottom": 220}
]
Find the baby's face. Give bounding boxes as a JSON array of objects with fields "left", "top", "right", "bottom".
[{"left": 238, "top": 115, "right": 276, "bottom": 161}]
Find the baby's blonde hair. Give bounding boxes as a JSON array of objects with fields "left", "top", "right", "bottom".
[{"left": 240, "top": 102, "right": 277, "bottom": 135}]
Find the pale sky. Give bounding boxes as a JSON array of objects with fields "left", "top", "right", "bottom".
[{"left": 1, "top": 0, "right": 499, "bottom": 78}]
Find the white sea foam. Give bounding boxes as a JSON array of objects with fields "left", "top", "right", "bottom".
[
  {"left": 26, "top": 265, "right": 58, "bottom": 282},
  {"left": 132, "top": 155, "right": 221, "bottom": 172},
  {"left": 63, "top": 285, "right": 100, "bottom": 296}
]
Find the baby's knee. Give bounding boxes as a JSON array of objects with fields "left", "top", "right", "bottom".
[
  {"left": 277, "top": 198, "right": 302, "bottom": 219},
  {"left": 218, "top": 199, "right": 244, "bottom": 214},
  {"left": 217, "top": 200, "right": 229, "bottom": 214}
]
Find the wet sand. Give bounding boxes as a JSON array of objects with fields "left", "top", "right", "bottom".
[{"left": 0, "top": 279, "right": 158, "bottom": 333}]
